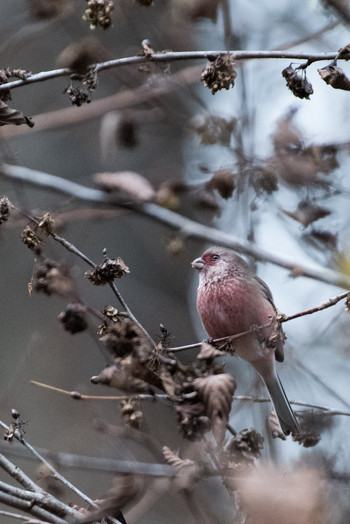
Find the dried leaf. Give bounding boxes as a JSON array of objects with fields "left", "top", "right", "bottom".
[
  {"left": 282, "top": 201, "right": 331, "bottom": 228},
  {"left": 160, "top": 365, "right": 180, "bottom": 401},
  {"left": 0, "top": 100, "right": 34, "bottom": 127},
  {"left": 206, "top": 168, "right": 235, "bottom": 199},
  {"left": 94, "top": 171, "right": 155, "bottom": 202},
  {"left": 191, "top": 114, "right": 236, "bottom": 146},
  {"left": 318, "top": 64, "right": 350, "bottom": 91},
  {"left": 193, "top": 374, "right": 236, "bottom": 444},
  {"left": 92, "top": 363, "right": 152, "bottom": 394},
  {"left": 162, "top": 446, "right": 196, "bottom": 470},
  {"left": 302, "top": 229, "right": 338, "bottom": 252},
  {"left": 197, "top": 342, "right": 225, "bottom": 360},
  {"left": 268, "top": 410, "right": 286, "bottom": 440},
  {"left": 200, "top": 54, "right": 237, "bottom": 95},
  {"left": 282, "top": 65, "right": 313, "bottom": 100},
  {"left": 338, "top": 43, "right": 350, "bottom": 60}
]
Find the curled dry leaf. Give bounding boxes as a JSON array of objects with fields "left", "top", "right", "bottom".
[
  {"left": 92, "top": 363, "right": 153, "bottom": 394},
  {"left": 0, "top": 100, "right": 34, "bottom": 127},
  {"left": 193, "top": 373, "right": 236, "bottom": 444},
  {"left": 162, "top": 446, "right": 196, "bottom": 470},
  {"left": 318, "top": 64, "right": 350, "bottom": 91},
  {"left": 94, "top": 171, "right": 155, "bottom": 202},
  {"left": 282, "top": 65, "right": 313, "bottom": 100},
  {"left": 206, "top": 168, "right": 236, "bottom": 199},
  {"left": 282, "top": 201, "right": 331, "bottom": 228},
  {"left": 197, "top": 342, "right": 225, "bottom": 360}
]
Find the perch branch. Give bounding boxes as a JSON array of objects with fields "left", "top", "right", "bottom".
[{"left": 0, "top": 50, "right": 342, "bottom": 93}]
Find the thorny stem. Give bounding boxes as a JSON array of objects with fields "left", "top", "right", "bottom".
[{"left": 0, "top": 50, "right": 343, "bottom": 93}]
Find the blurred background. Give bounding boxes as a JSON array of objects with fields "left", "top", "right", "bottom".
[{"left": 1, "top": 0, "right": 350, "bottom": 522}]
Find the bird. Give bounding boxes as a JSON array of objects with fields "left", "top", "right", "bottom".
[{"left": 192, "top": 246, "right": 300, "bottom": 436}]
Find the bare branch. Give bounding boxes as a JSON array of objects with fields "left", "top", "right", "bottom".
[
  {"left": 30, "top": 380, "right": 167, "bottom": 400},
  {"left": 1, "top": 164, "right": 349, "bottom": 289},
  {"left": 0, "top": 50, "right": 342, "bottom": 94}
]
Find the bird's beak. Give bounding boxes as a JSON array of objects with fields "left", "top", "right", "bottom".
[{"left": 191, "top": 257, "right": 205, "bottom": 270}]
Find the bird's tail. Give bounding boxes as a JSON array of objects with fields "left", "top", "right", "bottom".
[{"left": 263, "top": 372, "right": 300, "bottom": 436}]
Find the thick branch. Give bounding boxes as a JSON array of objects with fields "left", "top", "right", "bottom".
[
  {"left": 2, "top": 163, "right": 349, "bottom": 289},
  {"left": 0, "top": 50, "right": 341, "bottom": 93}
]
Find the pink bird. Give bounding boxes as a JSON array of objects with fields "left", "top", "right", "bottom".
[{"left": 192, "top": 246, "right": 300, "bottom": 436}]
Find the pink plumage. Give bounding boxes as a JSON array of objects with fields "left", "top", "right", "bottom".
[{"left": 192, "top": 246, "right": 300, "bottom": 436}]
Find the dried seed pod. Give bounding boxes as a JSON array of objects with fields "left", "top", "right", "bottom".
[
  {"left": 83, "top": 0, "right": 114, "bottom": 29},
  {"left": 21, "top": 226, "right": 42, "bottom": 251},
  {"left": 58, "top": 303, "right": 88, "bottom": 334},
  {"left": 86, "top": 256, "right": 130, "bottom": 285},
  {"left": 282, "top": 65, "right": 313, "bottom": 99},
  {"left": 200, "top": 54, "right": 237, "bottom": 94},
  {"left": 0, "top": 196, "right": 10, "bottom": 224}
]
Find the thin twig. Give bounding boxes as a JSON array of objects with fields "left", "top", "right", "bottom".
[
  {"left": 30, "top": 380, "right": 167, "bottom": 400},
  {"left": 1, "top": 164, "right": 350, "bottom": 289},
  {"left": 0, "top": 420, "right": 97, "bottom": 510},
  {"left": 0, "top": 50, "right": 341, "bottom": 93},
  {"left": 0, "top": 510, "right": 49, "bottom": 523}
]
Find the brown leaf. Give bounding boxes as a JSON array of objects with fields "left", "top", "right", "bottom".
[
  {"left": 94, "top": 171, "right": 155, "bottom": 202},
  {"left": 197, "top": 342, "right": 225, "bottom": 360},
  {"left": 160, "top": 365, "right": 179, "bottom": 401},
  {"left": 193, "top": 374, "right": 236, "bottom": 444},
  {"left": 282, "top": 65, "right": 313, "bottom": 100},
  {"left": 206, "top": 168, "right": 236, "bottom": 199},
  {"left": 318, "top": 64, "right": 350, "bottom": 91},
  {"left": 282, "top": 200, "right": 331, "bottom": 228},
  {"left": 0, "top": 100, "right": 34, "bottom": 127},
  {"left": 162, "top": 446, "right": 196, "bottom": 470},
  {"left": 302, "top": 229, "right": 338, "bottom": 252},
  {"left": 268, "top": 410, "right": 286, "bottom": 440},
  {"left": 92, "top": 363, "right": 152, "bottom": 394}
]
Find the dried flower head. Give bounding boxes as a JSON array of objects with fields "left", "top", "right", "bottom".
[
  {"left": 37, "top": 212, "right": 55, "bottom": 235},
  {"left": 200, "top": 54, "right": 237, "bottom": 95},
  {"left": 0, "top": 196, "right": 10, "bottom": 224},
  {"left": 120, "top": 398, "right": 143, "bottom": 429},
  {"left": 64, "top": 69, "right": 98, "bottom": 106},
  {"left": 86, "top": 256, "right": 130, "bottom": 285},
  {"left": 83, "top": 0, "right": 114, "bottom": 29},
  {"left": 102, "top": 305, "right": 120, "bottom": 323},
  {"left": 58, "top": 303, "right": 88, "bottom": 334},
  {"left": 21, "top": 225, "right": 42, "bottom": 251},
  {"left": 225, "top": 428, "right": 264, "bottom": 468},
  {"left": 33, "top": 259, "right": 74, "bottom": 297},
  {"left": 282, "top": 65, "right": 313, "bottom": 99}
]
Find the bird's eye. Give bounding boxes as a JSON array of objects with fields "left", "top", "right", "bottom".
[{"left": 211, "top": 254, "right": 220, "bottom": 260}]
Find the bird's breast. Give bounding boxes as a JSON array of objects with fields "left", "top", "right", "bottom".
[{"left": 197, "top": 278, "right": 272, "bottom": 339}]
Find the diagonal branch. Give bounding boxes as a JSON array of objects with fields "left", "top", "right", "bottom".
[{"left": 1, "top": 163, "right": 350, "bottom": 289}]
